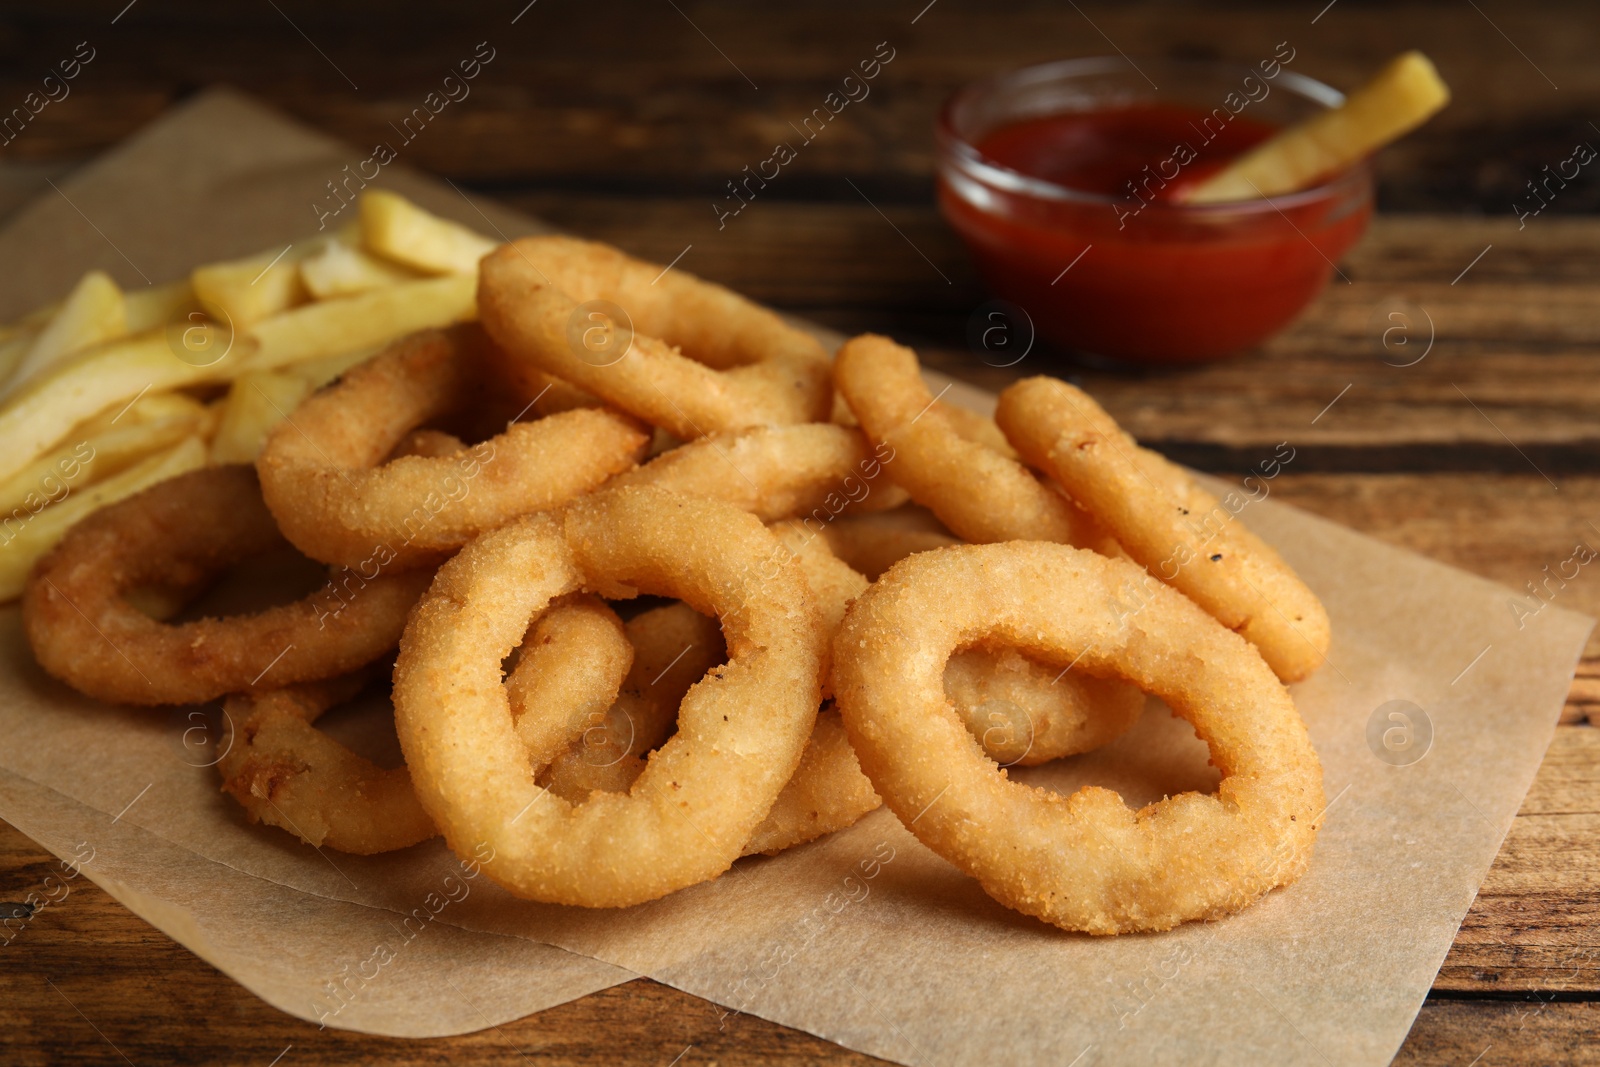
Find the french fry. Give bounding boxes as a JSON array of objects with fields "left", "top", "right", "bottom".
[
  {"left": 0, "top": 331, "right": 233, "bottom": 484},
  {"left": 124, "top": 279, "right": 195, "bottom": 334},
  {"left": 6, "top": 270, "right": 127, "bottom": 394},
  {"left": 1180, "top": 51, "right": 1451, "bottom": 204},
  {"left": 0, "top": 394, "right": 210, "bottom": 515},
  {"left": 208, "top": 340, "right": 383, "bottom": 464},
  {"left": 191, "top": 242, "right": 320, "bottom": 328},
  {"left": 209, "top": 370, "right": 315, "bottom": 464},
  {"left": 17, "top": 300, "right": 63, "bottom": 329},
  {"left": 361, "top": 189, "right": 498, "bottom": 274},
  {"left": 238, "top": 273, "right": 476, "bottom": 372},
  {"left": 0, "top": 190, "right": 492, "bottom": 581},
  {"left": 72, "top": 391, "right": 210, "bottom": 438},
  {"left": 0, "top": 330, "right": 36, "bottom": 387},
  {"left": 300, "top": 234, "right": 421, "bottom": 299},
  {"left": 291, "top": 347, "right": 383, "bottom": 389},
  {"left": 0, "top": 436, "right": 207, "bottom": 601}
]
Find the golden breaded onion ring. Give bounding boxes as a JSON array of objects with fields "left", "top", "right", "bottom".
[
  {"left": 996, "top": 376, "right": 1331, "bottom": 682},
  {"left": 536, "top": 597, "right": 882, "bottom": 858},
  {"left": 218, "top": 671, "right": 437, "bottom": 855},
  {"left": 816, "top": 505, "right": 960, "bottom": 580},
  {"left": 478, "top": 236, "right": 833, "bottom": 438},
  {"left": 609, "top": 423, "right": 907, "bottom": 521},
  {"left": 219, "top": 593, "right": 634, "bottom": 856},
  {"left": 773, "top": 518, "right": 1142, "bottom": 767},
  {"left": 832, "top": 333, "right": 1116, "bottom": 552},
  {"left": 256, "top": 324, "right": 649, "bottom": 571},
  {"left": 539, "top": 601, "right": 725, "bottom": 800},
  {"left": 22, "top": 465, "right": 430, "bottom": 706},
  {"left": 833, "top": 541, "right": 1325, "bottom": 935},
  {"left": 393, "top": 486, "right": 826, "bottom": 907}
]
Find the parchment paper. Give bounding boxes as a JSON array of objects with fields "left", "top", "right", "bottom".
[{"left": 0, "top": 88, "right": 1590, "bottom": 1066}]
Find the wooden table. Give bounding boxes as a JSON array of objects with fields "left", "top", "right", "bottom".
[{"left": 2, "top": 2, "right": 1598, "bottom": 1063}]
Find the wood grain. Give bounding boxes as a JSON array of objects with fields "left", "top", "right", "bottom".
[
  {"left": 1, "top": 0, "right": 1596, "bottom": 217},
  {"left": 1, "top": 1, "right": 1597, "bottom": 1063}
]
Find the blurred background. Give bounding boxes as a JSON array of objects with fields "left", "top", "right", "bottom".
[{"left": 0, "top": 0, "right": 1593, "bottom": 354}]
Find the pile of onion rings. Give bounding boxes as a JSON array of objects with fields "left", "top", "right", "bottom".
[{"left": 19, "top": 215, "right": 1327, "bottom": 934}]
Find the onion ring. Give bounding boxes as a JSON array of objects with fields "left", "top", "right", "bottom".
[
  {"left": 534, "top": 595, "right": 880, "bottom": 857},
  {"left": 256, "top": 324, "right": 649, "bottom": 571},
  {"left": 817, "top": 505, "right": 959, "bottom": 581},
  {"left": 219, "top": 594, "right": 633, "bottom": 856},
  {"left": 392, "top": 485, "right": 825, "bottom": 906},
  {"left": 23, "top": 465, "right": 429, "bottom": 706},
  {"left": 387, "top": 428, "right": 466, "bottom": 460},
  {"left": 833, "top": 333, "right": 1116, "bottom": 552},
  {"left": 505, "top": 594, "right": 634, "bottom": 770},
  {"left": 996, "top": 376, "right": 1331, "bottom": 682},
  {"left": 539, "top": 601, "right": 724, "bottom": 799},
  {"left": 942, "top": 646, "right": 1143, "bottom": 767},
  {"left": 218, "top": 671, "right": 437, "bottom": 855},
  {"left": 478, "top": 236, "right": 833, "bottom": 438},
  {"left": 773, "top": 517, "right": 1142, "bottom": 768},
  {"left": 744, "top": 708, "right": 880, "bottom": 856},
  {"left": 833, "top": 541, "right": 1325, "bottom": 934},
  {"left": 609, "top": 423, "right": 908, "bottom": 521}
]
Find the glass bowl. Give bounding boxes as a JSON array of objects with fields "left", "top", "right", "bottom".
[{"left": 937, "top": 57, "right": 1373, "bottom": 365}]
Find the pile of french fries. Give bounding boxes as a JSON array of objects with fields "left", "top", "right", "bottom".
[{"left": 0, "top": 191, "right": 499, "bottom": 599}]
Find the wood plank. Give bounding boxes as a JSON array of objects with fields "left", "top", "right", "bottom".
[
  {"left": 1396, "top": 1000, "right": 1600, "bottom": 1066},
  {"left": 1, "top": 1, "right": 1597, "bottom": 217},
  {"left": 0, "top": 819, "right": 874, "bottom": 1066},
  {"left": 5, "top": 792, "right": 1600, "bottom": 1066},
  {"left": 1437, "top": 725, "right": 1600, "bottom": 992}
]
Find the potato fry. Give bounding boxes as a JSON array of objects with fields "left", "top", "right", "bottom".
[
  {"left": 238, "top": 273, "right": 476, "bottom": 372},
  {"left": 124, "top": 279, "right": 195, "bottom": 334},
  {"left": 6, "top": 270, "right": 127, "bottom": 394},
  {"left": 300, "top": 234, "right": 421, "bottom": 299},
  {"left": 291, "top": 347, "right": 382, "bottom": 389},
  {"left": 1182, "top": 51, "right": 1450, "bottom": 204},
  {"left": 72, "top": 391, "right": 210, "bottom": 438},
  {"left": 0, "top": 331, "right": 232, "bottom": 484},
  {"left": 209, "top": 370, "right": 315, "bottom": 464},
  {"left": 16, "top": 300, "right": 63, "bottom": 330},
  {"left": 361, "top": 189, "right": 498, "bottom": 274},
  {"left": 0, "top": 435, "right": 207, "bottom": 601},
  {"left": 0, "top": 330, "right": 36, "bottom": 387},
  {"left": 0, "top": 394, "right": 209, "bottom": 515},
  {"left": 192, "top": 242, "right": 319, "bottom": 328}
]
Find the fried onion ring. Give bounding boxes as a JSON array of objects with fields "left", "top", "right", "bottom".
[
  {"left": 23, "top": 465, "right": 429, "bottom": 706},
  {"left": 609, "top": 424, "right": 908, "bottom": 521},
  {"left": 393, "top": 486, "right": 825, "bottom": 906},
  {"left": 539, "top": 602, "right": 724, "bottom": 799},
  {"left": 218, "top": 671, "right": 437, "bottom": 855},
  {"left": 996, "top": 376, "right": 1331, "bottom": 682},
  {"left": 743, "top": 708, "right": 880, "bottom": 856},
  {"left": 256, "top": 324, "right": 649, "bottom": 571},
  {"left": 478, "top": 236, "right": 833, "bottom": 438},
  {"left": 817, "top": 505, "right": 959, "bottom": 580},
  {"left": 834, "top": 541, "right": 1325, "bottom": 934},
  {"left": 942, "top": 646, "right": 1143, "bottom": 767},
  {"left": 832, "top": 334, "right": 1116, "bottom": 552},
  {"left": 773, "top": 517, "right": 1142, "bottom": 768},
  {"left": 505, "top": 594, "right": 634, "bottom": 770},
  {"left": 534, "top": 595, "right": 881, "bottom": 858}
]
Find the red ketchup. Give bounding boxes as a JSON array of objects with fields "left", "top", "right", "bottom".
[{"left": 939, "top": 103, "right": 1372, "bottom": 363}]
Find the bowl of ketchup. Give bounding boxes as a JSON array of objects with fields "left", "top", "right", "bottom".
[{"left": 937, "top": 56, "right": 1373, "bottom": 364}]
